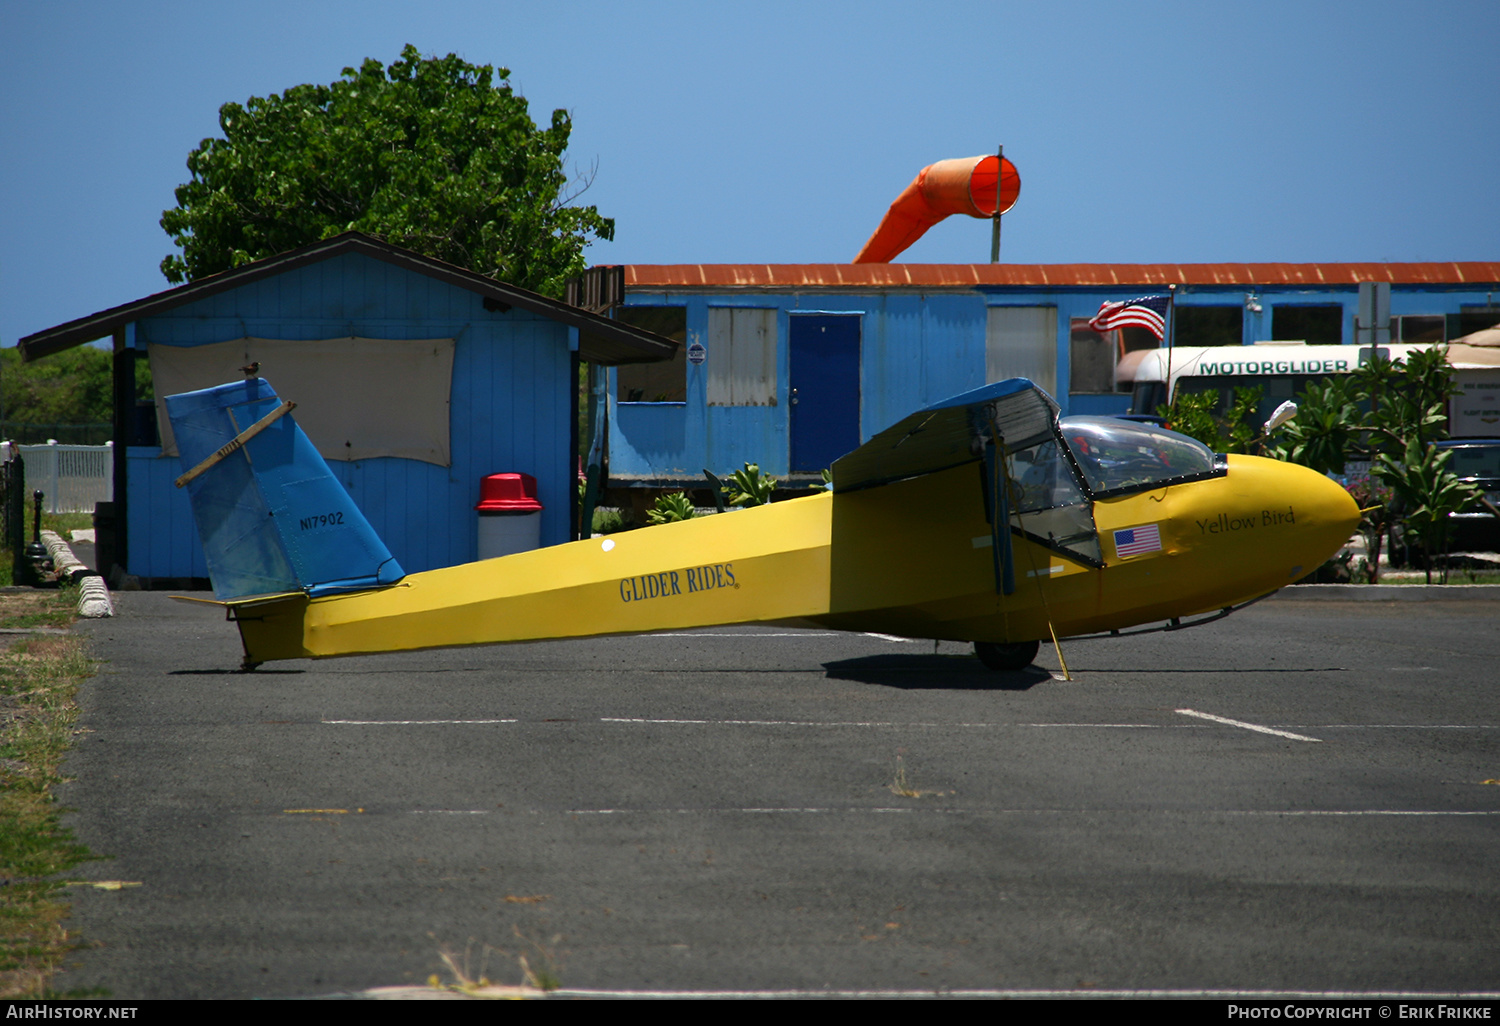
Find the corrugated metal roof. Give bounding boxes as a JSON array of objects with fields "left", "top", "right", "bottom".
[
  {"left": 20, "top": 233, "right": 678, "bottom": 365},
  {"left": 622, "top": 262, "right": 1500, "bottom": 290}
]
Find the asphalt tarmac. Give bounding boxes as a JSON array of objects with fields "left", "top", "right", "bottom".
[{"left": 54, "top": 593, "right": 1500, "bottom": 999}]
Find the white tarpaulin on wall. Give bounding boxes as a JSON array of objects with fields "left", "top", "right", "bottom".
[{"left": 149, "top": 337, "right": 455, "bottom": 466}]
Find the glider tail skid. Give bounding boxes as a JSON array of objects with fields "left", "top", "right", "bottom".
[{"left": 166, "top": 379, "right": 406, "bottom": 657}]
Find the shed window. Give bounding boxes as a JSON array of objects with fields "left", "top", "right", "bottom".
[
  {"left": 616, "top": 307, "right": 686, "bottom": 402},
  {"left": 707, "top": 308, "right": 777, "bottom": 406}
]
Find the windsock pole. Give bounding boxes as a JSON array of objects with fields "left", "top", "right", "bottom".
[{"left": 990, "top": 145, "right": 1003, "bottom": 263}]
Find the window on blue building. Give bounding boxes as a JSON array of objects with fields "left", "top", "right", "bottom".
[
  {"left": 616, "top": 306, "right": 687, "bottom": 403},
  {"left": 1070, "top": 319, "right": 1158, "bottom": 394},
  {"left": 1394, "top": 315, "right": 1444, "bottom": 343},
  {"left": 986, "top": 307, "right": 1056, "bottom": 396},
  {"left": 1175, "top": 306, "right": 1242, "bottom": 347},
  {"left": 707, "top": 308, "right": 777, "bottom": 406},
  {"left": 1271, "top": 305, "right": 1342, "bottom": 344},
  {"left": 1454, "top": 308, "right": 1500, "bottom": 339}
]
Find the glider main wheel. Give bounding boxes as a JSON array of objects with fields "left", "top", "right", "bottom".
[{"left": 973, "top": 640, "right": 1040, "bottom": 671}]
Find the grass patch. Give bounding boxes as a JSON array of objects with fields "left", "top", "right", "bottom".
[
  {"left": 0, "top": 590, "right": 78, "bottom": 631},
  {"left": 39, "top": 514, "right": 94, "bottom": 539},
  {"left": 0, "top": 591, "right": 98, "bottom": 998},
  {"left": 426, "top": 929, "right": 561, "bottom": 998}
]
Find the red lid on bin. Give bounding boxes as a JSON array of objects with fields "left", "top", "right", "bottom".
[{"left": 475, "top": 472, "right": 543, "bottom": 512}]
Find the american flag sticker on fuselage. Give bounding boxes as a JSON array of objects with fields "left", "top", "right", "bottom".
[{"left": 1114, "top": 524, "right": 1162, "bottom": 558}]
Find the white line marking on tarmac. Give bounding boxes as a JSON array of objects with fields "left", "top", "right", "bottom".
[
  {"left": 1228, "top": 809, "right": 1500, "bottom": 817},
  {"left": 561, "top": 808, "right": 922, "bottom": 815},
  {"left": 861, "top": 632, "right": 915, "bottom": 642},
  {"left": 319, "top": 718, "right": 1495, "bottom": 733},
  {"left": 544, "top": 987, "right": 1500, "bottom": 1000},
  {"left": 343, "top": 982, "right": 1500, "bottom": 1000},
  {"left": 322, "top": 719, "right": 518, "bottom": 725},
  {"left": 646, "top": 632, "right": 842, "bottom": 637},
  {"left": 399, "top": 807, "right": 1500, "bottom": 818},
  {"left": 1176, "top": 708, "right": 1322, "bottom": 742},
  {"left": 1311, "top": 724, "right": 1499, "bottom": 729},
  {"left": 599, "top": 718, "right": 1176, "bottom": 728}
]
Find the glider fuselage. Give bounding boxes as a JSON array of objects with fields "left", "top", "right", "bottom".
[{"left": 231, "top": 452, "right": 1356, "bottom": 665}]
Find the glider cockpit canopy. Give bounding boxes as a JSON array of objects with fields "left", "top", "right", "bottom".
[
  {"left": 829, "top": 380, "right": 1228, "bottom": 594},
  {"left": 830, "top": 378, "right": 1059, "bottom": 495},
  {"left": 830, "top": 379, "right": 1223, "bottom": 502}
]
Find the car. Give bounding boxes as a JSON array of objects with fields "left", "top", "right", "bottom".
[{"left": 1387, "top": 438, "right": 1500, "bottom": 566}]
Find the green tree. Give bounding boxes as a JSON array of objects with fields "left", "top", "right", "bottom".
[
  {"left": 2, "top": 346, "right": 153, "bottom": 442},
  {"left": 160, "top": 44, "right": 613, "bottom": 297},
  {"left": 1, "top": 346, "right": 112, "bottom": 425}
]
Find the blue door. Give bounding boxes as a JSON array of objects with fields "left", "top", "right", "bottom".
[{"left": 789, "top": 314, "right": 861, "bottom": 472}]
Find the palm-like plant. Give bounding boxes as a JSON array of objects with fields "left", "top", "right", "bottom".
[
  {"left": 1376, "top": 439, "right": 1483, "bottom": 582},
  {"left": 646, "top": 492, "right": 697, "bottom": 525},
  {"left": 1268, "top": 376, "right": 1362, "bottom": 475},
  {"left": 722, "top": 463, "right": 777, "bottom": 507}
]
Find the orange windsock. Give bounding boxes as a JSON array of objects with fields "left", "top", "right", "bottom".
[{"left": 853, "top": 155, "right": 1020, "bottom": 263}]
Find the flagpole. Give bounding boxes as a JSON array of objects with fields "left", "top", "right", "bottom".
[
  {"left": 1165, "top": 284, "right": 1177, "bottom": 416},
  {"left": 1166, "top": 284, "right": 1177, "bottom": 349}
]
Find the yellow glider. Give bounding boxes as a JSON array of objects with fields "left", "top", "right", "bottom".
[{"left": 166, "top": 378, "right": 1359, "bottom": 671}]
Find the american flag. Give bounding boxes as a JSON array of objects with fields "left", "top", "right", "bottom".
[
  {"left": 1113, "top": 523, "right": 1162, "bottom": 558},
  {"left": 1088, "top": 295, "right": 1171, "bottom": 341}
]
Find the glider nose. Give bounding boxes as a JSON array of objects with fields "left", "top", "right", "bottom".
[{"left": 1226, "top": 454, "right": 1362, "bottom": 582}]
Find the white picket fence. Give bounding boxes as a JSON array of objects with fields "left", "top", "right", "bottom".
[{"left": 15, "top": 441, "right": 114, "bottom": 514}]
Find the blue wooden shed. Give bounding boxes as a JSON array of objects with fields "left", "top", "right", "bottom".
[
  {"left": 18, "top": 233, "right": 675, "bottom": 584},
  {"left": 567, "top": 261, "right": 1500, "bottom": 491}
]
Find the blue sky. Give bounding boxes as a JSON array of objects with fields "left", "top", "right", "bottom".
[{"left": 3, "top": 0, "right": 1497, "bottom": 349}]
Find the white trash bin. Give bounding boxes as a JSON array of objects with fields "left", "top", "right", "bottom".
[{"left": 475, "top": 472, "right": 544, "bottom": 559}]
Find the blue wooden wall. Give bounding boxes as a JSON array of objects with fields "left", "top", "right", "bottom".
[
  {"left": 127, "top": 252, "right": 573, "bottom": 579},
  {"left": 608, "top": 281, "right": 1500, "bottom": 484}
]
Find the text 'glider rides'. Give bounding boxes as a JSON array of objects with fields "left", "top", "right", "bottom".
[{"left": 167, "top": 377, "right": 1359, "bottom": 671}]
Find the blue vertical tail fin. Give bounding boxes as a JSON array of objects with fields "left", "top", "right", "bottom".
[{"left": 166, "top": 378, "right": 405, "bottom": 601}]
